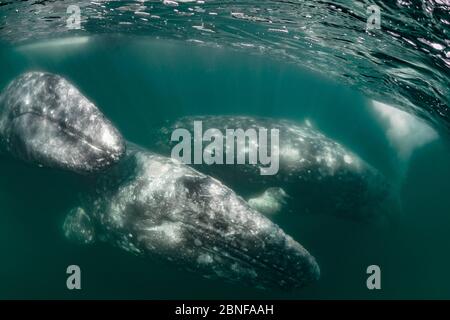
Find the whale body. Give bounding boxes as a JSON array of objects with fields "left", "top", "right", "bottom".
[
  {"left": 64, "top": 144, "right": 320, "bottom": 290},
  {"left": 0, "top": 72, "right": 125, "bottom": 173},
  {"left": 153, "top": 116, "right": 399, "bottom": 224}
]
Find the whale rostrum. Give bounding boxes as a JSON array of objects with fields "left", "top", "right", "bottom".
[
  {"left": 0, "top": 72, "right": 125, "bottom": 173},
  {"left": 63, "top": 144, "right": 320, "bottom": 290}
]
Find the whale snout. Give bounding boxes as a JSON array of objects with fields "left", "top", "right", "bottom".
[
  {"left": 8, "top": 111, "right": 125, "bottom": 174},
  {"left": 0, "top": 72, "right": 125, "bottom": 173},
  {"left": 168, "top": 174, "right": 320, "bottom": 290},
  {"left": 243, "top": 230, "right": 320, "bottom": 290},
  {"left": 183, "top": 215, "right": 320, "bottom": 290}
]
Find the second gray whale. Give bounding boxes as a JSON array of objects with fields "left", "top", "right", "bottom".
[
  {"left": 63, "top": 143, "right": 320, "bottom": 290},
  {"left": 153, "top": 116, "right": 399, "bottom": 224}
]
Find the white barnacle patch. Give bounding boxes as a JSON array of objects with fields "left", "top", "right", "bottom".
[
  {"left": 197, "top": 253, "right": 213, "bottom": 265},
  {"left": 281, "top": 145, "right": 301, "bottom": 164},
  {"left": 342, "top": 152, "right": 361, "bottom": 170},
  {"left": 105, "top": 185, "right": 132, "bottom": 228},
  {"left": 344, "top": 154, "right": 353, "bottom": 164},
  {"left": 231, "top": 263, "right": 258, "bottom": 279},
  {"left": 321, "top": 146, "right": 338, "bottom": 170},
  {"left": 117, "top": 236, "right": 142, "bottom": 255},
  {"left": 135, "top": 155, "right": 180, "bottom": 202},
  {"left": 247, "top": 212, "right": 276, "bottom": 237},
  {"left": 146, "top": 221, "right": 184, "bottom": 245},
  {"left": 101, "top": 129, "right": 117, "bottom": 149},
  {"left": 208, "top": 182, "right": 225, "bottom": 197}
]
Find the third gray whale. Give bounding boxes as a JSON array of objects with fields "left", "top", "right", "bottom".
[{"left": 153, "top": 116, "right": 399, "bottom": 224}]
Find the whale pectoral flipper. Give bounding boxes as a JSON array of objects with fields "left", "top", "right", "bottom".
[
  {"left": 63, "top": 207, "right": 96, "bottom": 245},
  {"left": 247, "top": 187, "right": 289, "bottom": 215}
]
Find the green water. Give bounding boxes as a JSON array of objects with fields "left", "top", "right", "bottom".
[{"left": 0, "top": 37, "right": 449, "bottom": 299}]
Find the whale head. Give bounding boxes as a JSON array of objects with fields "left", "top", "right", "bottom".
[
  {"left": 0, "top": 72, "right": 125, "bottom": 173},
  {"left": 148, "top": 167, "right": 320, "bottom": 290},
  {"left": 176, "top": 177, "right": 320, "bottom": 289},
  {"left": 84, "top": 146, "right": 320, "bottom": 290}
]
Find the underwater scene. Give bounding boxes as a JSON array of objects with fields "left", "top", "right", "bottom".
[{"left": 0, "top": 0, "right": 449, "bottom": 300}]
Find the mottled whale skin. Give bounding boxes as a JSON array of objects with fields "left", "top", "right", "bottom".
[
  {"left": 153, "top": 116, "right": 399, "bottom": 223},
  {"left": 64, "top": 144, "right": 320, "bottom": 290},
  {"left": 0, "top": 72, "right": 125, "bottom": 173}
]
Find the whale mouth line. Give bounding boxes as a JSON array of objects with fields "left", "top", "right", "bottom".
[
  {"left": 176, "top": 217, "right": 314, "bottom": 287},
  {"left": 138, "top": 214, "right": 311, "bottom": 287},
  {"left": 12, "top": 110, "right": 108, "bottom": 154},
  {"left": 201, "top": 241, "right": 306, "bottom": 287}
]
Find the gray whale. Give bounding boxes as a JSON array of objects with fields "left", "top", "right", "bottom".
[
  {"left": 153, "top": 116, "right": 399, "bottom": 224},
  {"left": 0, "top": 72, "right": 125, "bottom": 174},
  {"left": 63, "top": 144, "right": 320, "bottom": 290}
]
